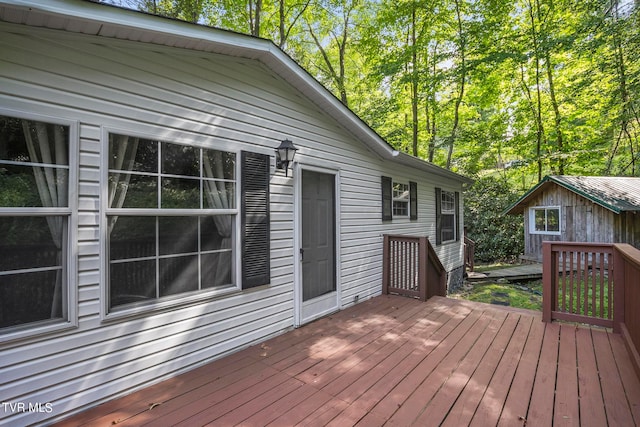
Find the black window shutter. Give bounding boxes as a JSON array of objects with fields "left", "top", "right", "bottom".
[
  {"left": 455, "top": 191, "right": 461, "bottom": 241},
  {"left": 381, "top": 176, "right": 392, "bottom": 221},
  {"left": 241, "top": 151, "right": 270, "bottom": 289},
  {"left": 435, "top": 187, "right": 442, "bottom": 245},
  {"left": 409, "top": 181, "right": 418, "bottom": 220}
]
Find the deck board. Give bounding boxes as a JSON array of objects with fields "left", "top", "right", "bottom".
[
  {"left": 554, "top": 324, "right": 580, "bottom": 426},
  {"left": 593, "top": 330, "right": 636, "bottom": 426},
  {"left": 527, "top": 321, "right": 560, "bottom": 426},
  {"left": 576, "top": 327, "right": 608, "bottom": 427},
  {"left": 53, "top": 295, "right": 640, "bottom": 427},
  {"left": 496, "top": 314, "right": 544, "bottom": 426}
]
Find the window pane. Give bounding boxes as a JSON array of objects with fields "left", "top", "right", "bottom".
[
  {"left": 161, "top": 177, "right": 200, "bottom": 209},
  {"left": 203, "top": 149, "right": 235, "bottom": 181},
  {"left": 162, "top": 142, "right": 199, "bottom": 176},
  {"left": 547, "top": 209, "right": 560, "bottom": 232},
  {"left": 0, "top": 216, "right": 63, "bottom": 270},
  {"left": 201, "top": 216, "right": 233, "bottom": 251},
  {"left": 109, "top": 173, "right": 158, "bottom": 208},
  {"left": 0, "top": 116, "right": 69, "bottom": 209},
  {"left": 0, "top": 270, "right": 63, "bottom": 329},
  {"left": 110, "top": 259, "right": 156, "bottom": 309},
  {"left": 109, "top": 135, "right": 157, "bottom": 173},
  {"left": 393, "top": 183, "right": 409, "bottom": 200},
  {"left": 393, "top": 201, "right": 408, "bottom": 216},
  {"left": 159, "top": 216, "right": 198, "bottom": 255},
  {"left": 442, "top": 214, "right": 455, "bottom": 241},
  {"left": 159, "top": 255, "right": 198, "bottom": 296},
  {"left": 109, "top": 216, "right": 156, "bottom": 260},
  {"left": 442, "top": 191, "right": 455, "bottom": 212},
  {"left": 202, "top": 252, "right": 232, "bottom": 288},
  {"left": 203, "top": 180, "right": 235, "bottom": 210},
  {"left": 1, "top": 116, "right": 69, "bottom": 166},
  {"left": 534, "top": 209, "right": 546, "bottom": 231},
  {"left": 0, "top": 164, "right": 68, "bottom": 207}
]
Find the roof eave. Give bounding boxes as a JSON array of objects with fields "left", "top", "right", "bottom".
[{"left": 505, "top": 175, "right": 625, "bottom": 215}]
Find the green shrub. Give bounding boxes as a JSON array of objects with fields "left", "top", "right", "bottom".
[{"left": 464, "top": 176, "right": 524, "bottom": 262}]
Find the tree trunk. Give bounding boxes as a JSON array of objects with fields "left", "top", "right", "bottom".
[
  {"left": 447, "top": 0, "right": 466, "bottom": 170},
  {"left": 279, "top": 0, "right": 285, "bottom": 46},
  {"left": 528, "top": 0, "right": 545, "bottom": 181},
  {"left": 545, "top": 51, "right": 564, "bottom": 175},
  {"left": 307, "top": 22, "right": 349, "bottom": 107},
  {"left": 250, "top": 0, "right": 262, "bottom": 37},
  {"left": 426, "top": 42, "right": 438, "bottom": 163},
  {"left": 411, "top": 6, "right": 419, "bottom": 157}
]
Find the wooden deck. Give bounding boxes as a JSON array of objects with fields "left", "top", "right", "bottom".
[{"left": 55, "top": 295, "right": 640, "bottom": 426}]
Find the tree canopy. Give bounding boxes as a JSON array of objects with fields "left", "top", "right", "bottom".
[{"left": 103, "top": 0, "right": 640, "bottom": 187}]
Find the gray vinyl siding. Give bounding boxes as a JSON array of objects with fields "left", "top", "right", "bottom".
[{"left": 0, "top": 21, "right": 464, "bottom": 426}]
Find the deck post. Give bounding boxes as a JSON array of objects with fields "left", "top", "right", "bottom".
[
  {"left": 419, "top": 236, "right": 428, "bottom": 301},
  {"left": 382, "top": 234, "right": 390, "bottom": 295},
  {"left": 613, "top": 244, "right": 625, "bottom": 334},
  {"left": 542, "top": 241, "right": 554, "bottom": 323}
]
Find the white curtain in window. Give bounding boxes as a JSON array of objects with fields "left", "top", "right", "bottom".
[
  {"left": 21, "top": 120, "right": 67, "bottom": 318},
  {"left": 203, "top": 151, "right": 232, "bottom": 286},
  {"left": 107, "top": 134, "right": 139, "bottom": 232}
]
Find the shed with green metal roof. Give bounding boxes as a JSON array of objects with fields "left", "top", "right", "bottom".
[{"left": 506, "top": 175, "right": 640, "bottom": 262}]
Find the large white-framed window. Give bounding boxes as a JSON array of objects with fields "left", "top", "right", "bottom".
[
  {"left": 105, "top": 132, "right": 238, "bottom": 313},
  {"left": 392, "top": 182, "right": 410, "bottom": 217},
  {"left": 529, "top": 206, "right": 561, "bottom": 235},
  {"left": 0, "top": 112, "right": 77, "bottom": 341}
]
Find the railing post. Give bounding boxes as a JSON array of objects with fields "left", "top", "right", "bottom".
[
  {"left": 383, "top": 234, "right": 390, "bottom": 296},
  {"left": 542, "top": 242, "right": 555, "bottom": 323},
  {"left": 613, "top": 244, "right": 625, "bottom": 334},
  {"left": 418, "top": 236, "right": 428, "bottom": 301}
]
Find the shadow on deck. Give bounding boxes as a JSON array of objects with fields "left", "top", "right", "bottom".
[{"left": 54, "top": 295, "right": 640, "bottom": 426}]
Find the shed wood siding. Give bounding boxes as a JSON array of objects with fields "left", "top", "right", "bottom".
[
  {"left": 522, "top": 184, "right": 636, "bottom": 261},
  {"left": 0, "top": 21, "right": 465, "bottom": 426}
]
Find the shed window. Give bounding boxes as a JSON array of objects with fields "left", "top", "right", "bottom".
[
  {"left": 106, "top": 134, "right": 237, "bottom": 311},
  {"left": 0, "top": 115, "right": 72, "bottom": 333},
  {"left": 530, "top": 206, "right": 560, "bottom": 234}
]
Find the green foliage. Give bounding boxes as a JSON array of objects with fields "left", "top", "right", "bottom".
[
  {"left": 464, "top": 175, "right": 524, "bottom": 262},
  {"left": 0, "top": 171, "right": 39, "bottom": 207}
]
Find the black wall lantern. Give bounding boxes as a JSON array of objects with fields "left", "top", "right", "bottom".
[{"left": 275, "top": 139, "right": 298, "bottom": 177}]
